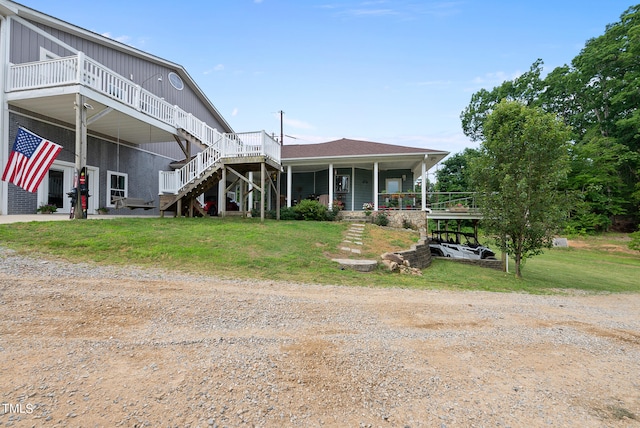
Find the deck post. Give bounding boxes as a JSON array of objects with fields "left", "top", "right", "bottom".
[
  {"left": 74, "top": 93, "right": 88, "bottom": 219},
  {"left": 276, "top": 169, "right": 281, "bottom": 220},
  {"left": 260, "top": 162, "right": 266, "bottom": 222}
]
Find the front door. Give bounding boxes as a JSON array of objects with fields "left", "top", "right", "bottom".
[{"left": 38, "top": 161, "right": 99, "bottom": 214}]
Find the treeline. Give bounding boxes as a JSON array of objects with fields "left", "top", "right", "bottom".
[{"left": 443, "top": 5, "right": 640, "bottom": 233}]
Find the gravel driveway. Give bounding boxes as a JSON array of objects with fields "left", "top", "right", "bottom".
[{"left": 1, "top": 247, "right": 639, "bottom": 427}]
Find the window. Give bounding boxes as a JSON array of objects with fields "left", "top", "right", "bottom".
[
  {"left": 335, "top": 175, "right": 350, "bottom": 193},
  {"left": 385, "top": 178, "right": 402, "bottom": 194},
  {"left": 168, "top": 72, "right": 184, "bottom": 90},
  {"left": 107, "top": 171, "right": 127, "bottom": 207}
]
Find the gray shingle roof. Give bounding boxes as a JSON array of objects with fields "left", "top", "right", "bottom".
[{"left": 281, "top": 138, "right": 443, "bottom": 159}]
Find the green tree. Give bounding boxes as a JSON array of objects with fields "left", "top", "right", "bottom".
[
  {"left": 460, "top": 59, "right": 545, "bottom": 142},
  {"left": 435, "top": 148, "right": 480, "bottom": 192},
  {"left": 470, "top": 100, "right": 572, "bottom": 278}
]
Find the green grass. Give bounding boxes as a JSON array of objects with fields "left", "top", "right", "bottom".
[{"left": 0, "top": 217, "right": 638, "bottom": 293}]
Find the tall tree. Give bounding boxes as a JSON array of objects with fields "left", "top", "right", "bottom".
[
  {"left": 435, "top": 148, "right": 480, "bottom": 192},
  {"left": 470, "top": 101, "right": 572, "bottom": 278}
]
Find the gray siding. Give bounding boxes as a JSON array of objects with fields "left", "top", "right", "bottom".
[
  {"left": 10, "top": 19, "right": 229, "bottom": 134},
  {"left": 7, "top": 114, "right": 171, "bottom": 215}
]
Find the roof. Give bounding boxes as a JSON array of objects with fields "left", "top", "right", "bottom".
[
  {"left": 282, "top": 138, "right": 446, "bottom": 160},
  {"left": 3, "top": 0, "right": 233, "bottom": 134}
]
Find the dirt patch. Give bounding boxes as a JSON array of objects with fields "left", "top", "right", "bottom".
[{"left": 1, "top": 266, "right": 639, "bottom": 427}]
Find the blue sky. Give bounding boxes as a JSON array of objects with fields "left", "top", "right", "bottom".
[{"left": 21, "top": 0, "right": 636, "bottom": 156}]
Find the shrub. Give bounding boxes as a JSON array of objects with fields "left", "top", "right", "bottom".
[
  {"left": 294, "top": 199, "right": 328, "bottom": 221},
  {"left": 373, "top": 210, "right": 389, "bottom": 226},
  {"left": 280, "top": 206, "right": 299, "bottom": 220}
]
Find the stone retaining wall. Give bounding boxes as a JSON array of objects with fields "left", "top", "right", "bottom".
[{"left": 393, "top": 237, "right": 432, "bottom": 269}]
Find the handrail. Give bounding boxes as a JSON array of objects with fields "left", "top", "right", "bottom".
[
  {"left": 376, "top": 191, "right": 478, "bottom": 211},
  {"left": 8, "top": 53, "right": 281, "bottom": 196},
  {"left": 7, "top": 53, "right": 281, "bottom": 164}
]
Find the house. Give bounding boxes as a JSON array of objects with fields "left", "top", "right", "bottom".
[
  {"left": 281, "top": 138, "right": 449, "bottom": 227},
  {"left": 0, "top": 1, "right": 450, "bottom": 223},
  {"left": 0, "top": 0, "right": 280, "bottom": 219}
]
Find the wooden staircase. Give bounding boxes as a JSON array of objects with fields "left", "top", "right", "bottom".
[{"left": 159, "top": 163, "right": 222, "bottom": 216}]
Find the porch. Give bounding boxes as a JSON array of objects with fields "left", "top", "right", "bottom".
[{"left": 6, "top": 52, "right": 281, "bottom": 219}]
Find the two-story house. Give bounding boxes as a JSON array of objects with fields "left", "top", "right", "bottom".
[{"left": 0, "top": 0, "right": 280, "bottom": 219}]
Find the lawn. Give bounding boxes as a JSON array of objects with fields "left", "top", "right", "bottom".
[{"left": 0, "top": 217, "right": 638, "bottom": 293}]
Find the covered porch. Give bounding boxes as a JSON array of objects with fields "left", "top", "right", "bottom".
[{"left": 281, "top": 138, "right": 449, "bottom": 212}]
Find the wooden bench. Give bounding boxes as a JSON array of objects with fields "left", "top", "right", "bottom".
[{"left": 112, "top": 196, "right": 156, "bottom": 210}]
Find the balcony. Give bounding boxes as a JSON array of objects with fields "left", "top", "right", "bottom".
[{"left": 6, "top": 52, "right": 280, "bottom": 165}]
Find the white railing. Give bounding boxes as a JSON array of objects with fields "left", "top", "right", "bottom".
[
  {"left": 8, "top": 53, "right": 281, "bottom": 160},
  {"left": 158, "top": 142, "right": 222, "bottom": 194},
  {"left": 158, "top": 130, "right": 279, "bottom": 195},
  {"left": 8, "top": 52, "right": 281, "bottom": 195}
]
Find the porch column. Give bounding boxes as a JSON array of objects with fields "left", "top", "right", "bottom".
[
  {"left": 218, "top": 167, "right": 226, "bottom": 218},
  {"left": 74, "top": 93, "right": 88, "bottom": 219},
  {"left": 351, "top": 166, "right": 355, "bottom": 211},
  {"left": 373, "top": 162, "right": 379, "bottom": 210},
  {"left": 328, "top": 163, "right": 334, "bottom": 210},
  {"left": 248, "top": 171, "right": 254, "bottom": 212},
  {"left": 421, "top": 155, "right": 428, "bottom": 211},
  {"left": 276, "top": 169, "right": 281, "bottom": 220},
  {"left": 260, "top": 162, "right": 266, "bottom": 222},
  {"left": 286, "top": 165, "right": 292, "bottom": 208}
]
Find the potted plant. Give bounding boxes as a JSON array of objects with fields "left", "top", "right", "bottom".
[
  {"left": 36, "top": 203, "right": 57, "bottom": 214},
  {"left": 362, "top": 202, "right": 374, "bottom": 216},
  {"left": 96, "top": 206, "right": 109, "bottom": 215}
]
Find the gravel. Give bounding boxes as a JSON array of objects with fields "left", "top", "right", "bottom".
[{"left": 1, "top": 247, "right": 639, "bottom": 427}]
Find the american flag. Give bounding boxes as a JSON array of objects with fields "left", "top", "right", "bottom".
[{"left": 2, "top": 128, "right": 62, "bottom": 193}]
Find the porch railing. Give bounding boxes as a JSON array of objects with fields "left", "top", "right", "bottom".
[
  {"left": 7, "top": 54, "right": 281, "bottom": 161},
  {"left": 158, "top": 130, "right": 277, "bottom": 195},
  {"left": 376, "top": 191, "right": 478, "bottom": 211},
  {"left": 8, "top": 52, "right": 281, "bottom": 195}
]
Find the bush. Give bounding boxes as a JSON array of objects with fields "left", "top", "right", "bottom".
[
  {"left": 630, "top": 229, "right": 640, "bottom": 251},
  {"left": 373, "top": 210, "right": 389, "bottom": 226},
  {"left": 294, "top": 199, "right": 328, "bottom": 221},
  {"left": 280, "top": 206, "right": 299, "bottom": 220}
]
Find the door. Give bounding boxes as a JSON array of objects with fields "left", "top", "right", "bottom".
[{"left": 38, "top": 162, "right": 99, "bottom": 214}]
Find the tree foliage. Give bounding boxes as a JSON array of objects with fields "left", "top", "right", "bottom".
[
  {"left": 470, "top": 101, "right": 572, "bottom": 278},
  {"left": 435, "top": 148, "right": 480, "bottom": 192},
  {"left": 461, "top": 5, "right": 640, "bottom": 231}
]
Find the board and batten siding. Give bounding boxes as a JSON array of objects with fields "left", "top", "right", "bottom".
[{"left": 10, "top": 18, "right": 230, "bottom": 139}]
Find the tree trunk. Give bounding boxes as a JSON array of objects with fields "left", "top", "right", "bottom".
[{"left": 514, "top": 255, "right": 522, "bottom": 278}]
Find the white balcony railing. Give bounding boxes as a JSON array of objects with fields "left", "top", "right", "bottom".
[{"left": 8, "top": 52, "right": 281, "bottom": 195}]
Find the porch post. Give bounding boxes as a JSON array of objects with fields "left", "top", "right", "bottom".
[
  {"left": 218, "top": 167, "right": 226, "bottom": 218},
  {"left": 421, "top": 155, "right": 427, "bottom": 211},
  {"left": 276, "top": 169, "right": 281, "bottom": 220},
  {"left": 74, "top": 93, "right": 88, "bottom": 219},
  {"left": 328, "top": 163, "right": 334, "bottom": 210},
  {"left": 260, "top": 162, "right": 266, "bottom": 222},
  {"left": 286, "top": 165, "right": 292, "bottom": 208},
  {"left": 351, "top": 166, "right": 355, "bottom": 211},
  {"left": 248, "top": 171, "right": 254, "bottom": 212},
  {"left": 373, "top": 162, "right": 379, "bottom": 210}
]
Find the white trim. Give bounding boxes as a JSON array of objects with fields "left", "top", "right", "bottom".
[
  {"left": 385, "top": 178, "right": 402, "bottom": 194},
  {"left": 373, "top": 162, "right": 379, "bottom": 211},
  {"left": 37, "top": 160, "right": 99, "bottom": 214},
  {"left": 0, "top": 15, "right": 9, "bottom": 215},
  {"left": 106, "top": 170, "right": 128, "bottom": 208}
]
